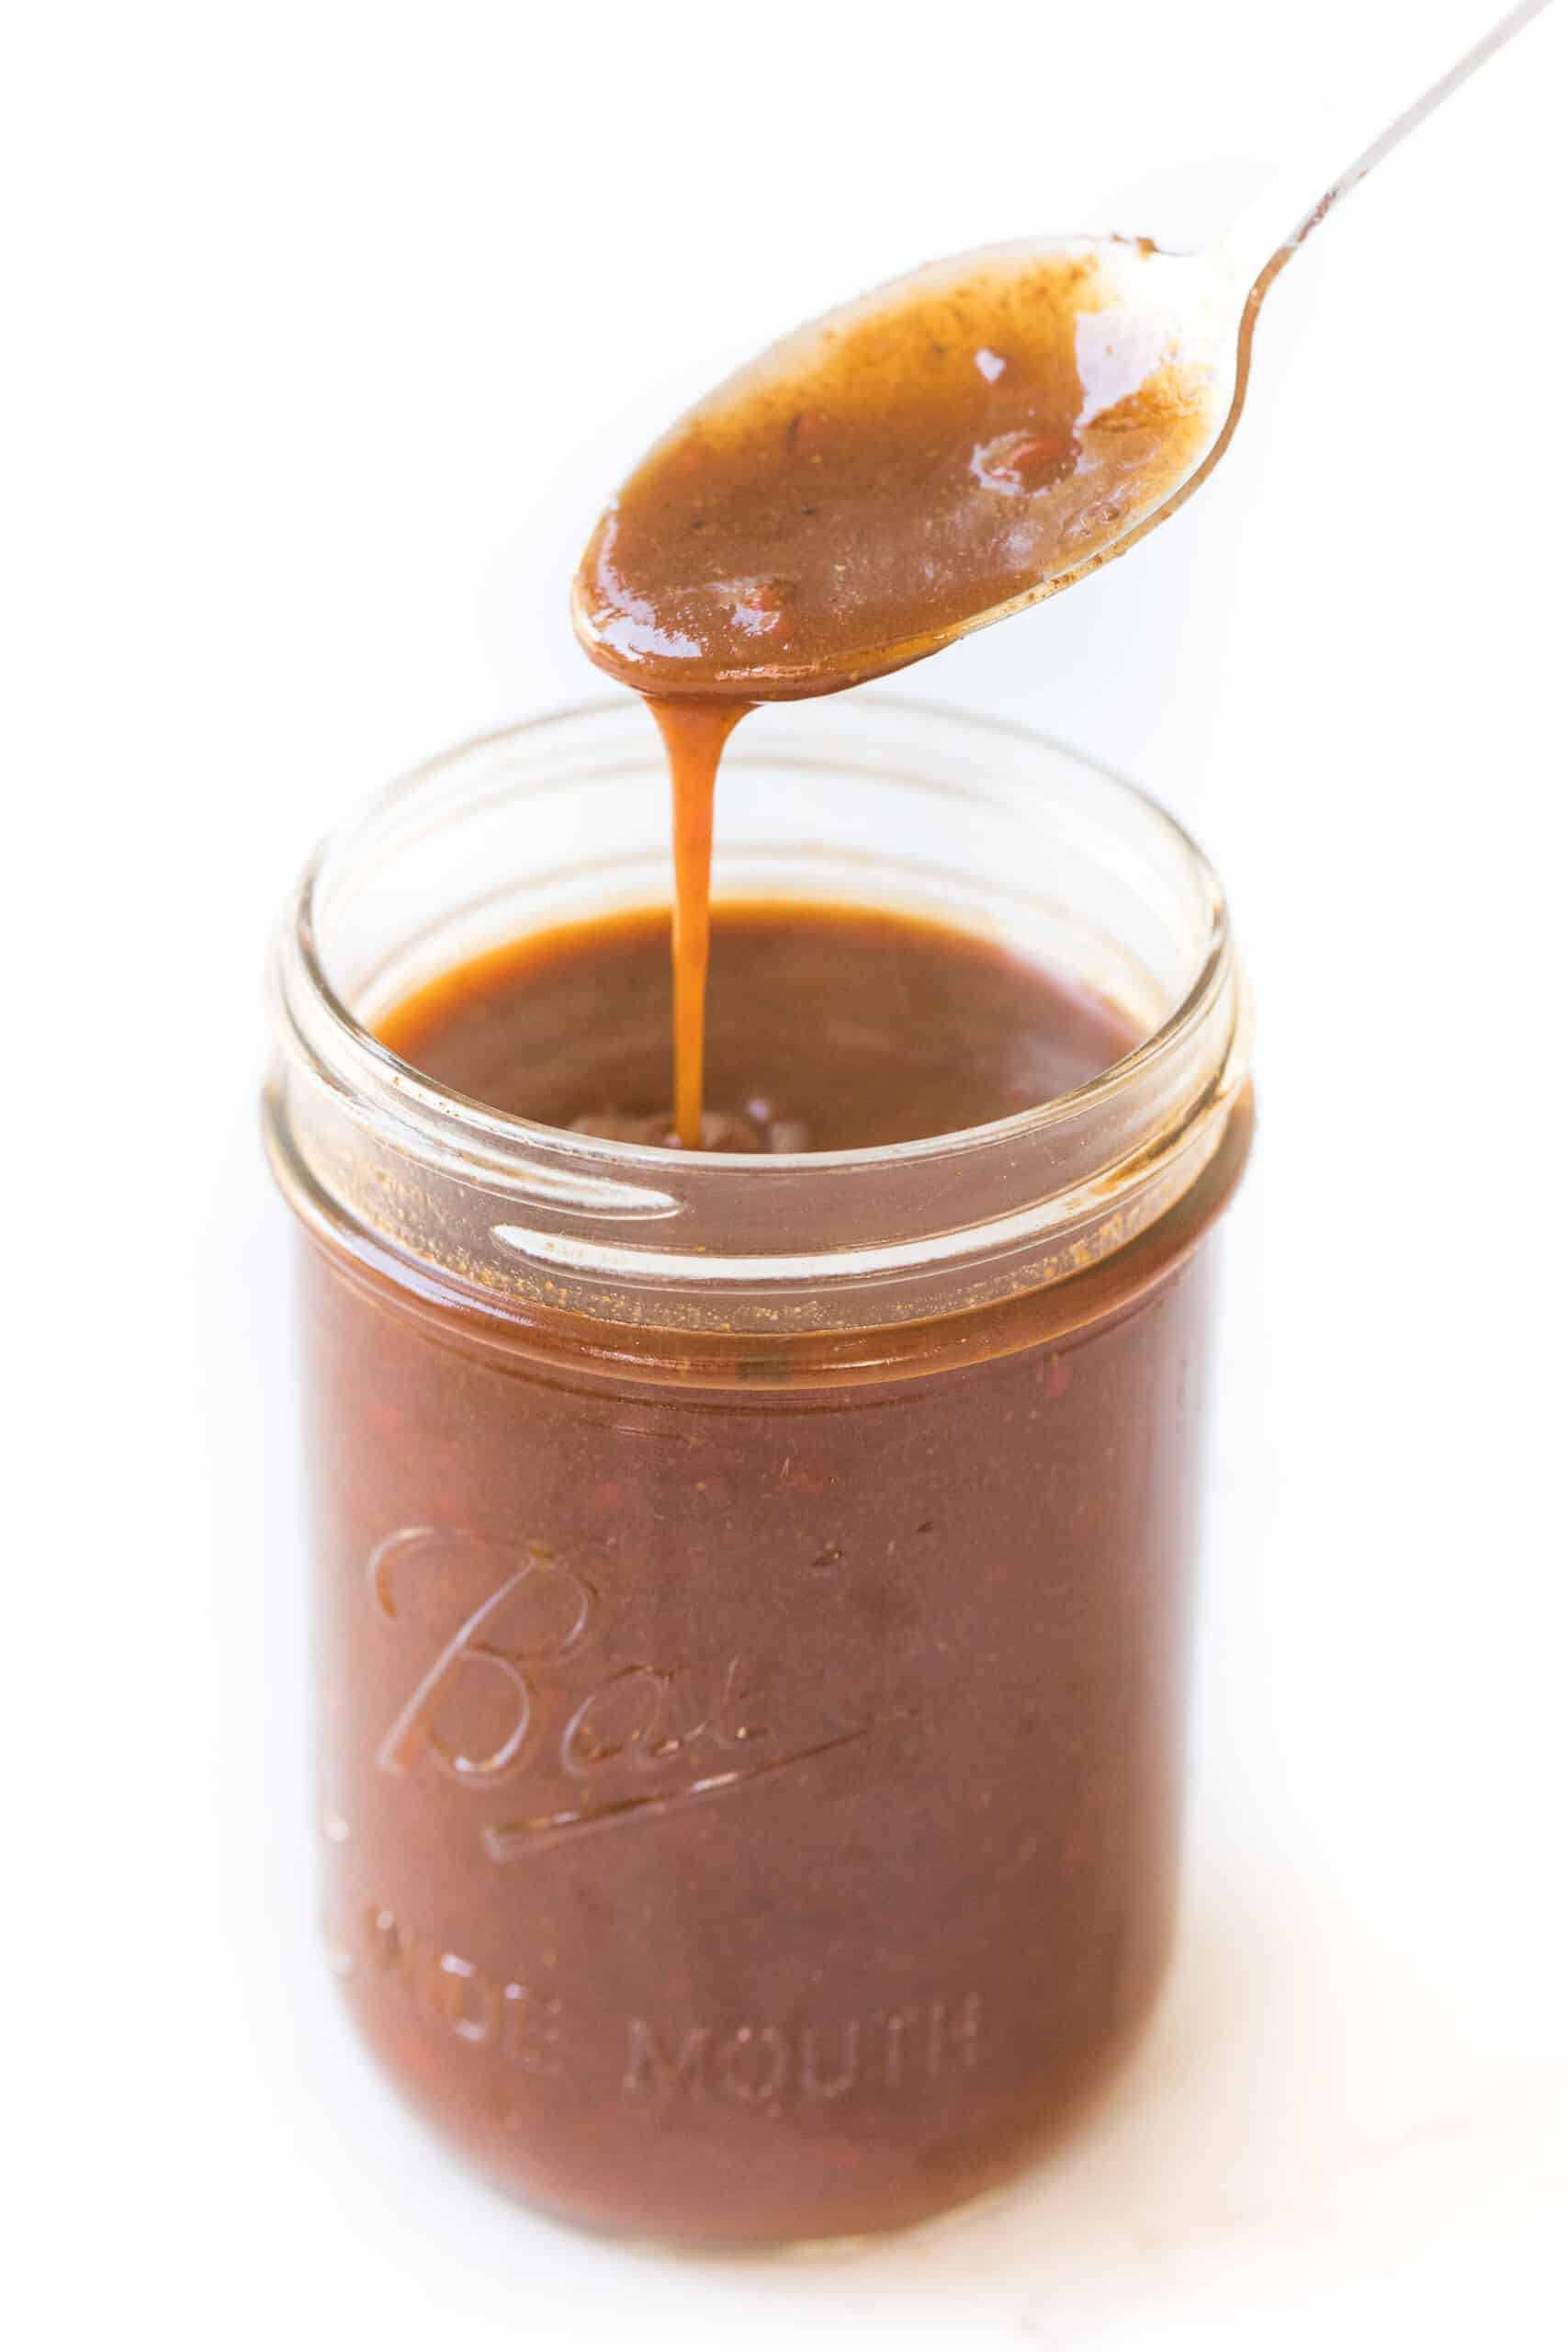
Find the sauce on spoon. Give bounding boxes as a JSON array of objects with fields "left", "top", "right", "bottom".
[
  {"left": 574, "top": 242, "right": 1221, "bottom": 1140},
  {"left": 574, "top": 243, "right": 1218, "bottom": 700}
]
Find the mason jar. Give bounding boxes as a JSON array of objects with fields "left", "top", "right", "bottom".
[{"left": 264, "top": 696, "right": 1252, "bottom": 2245}]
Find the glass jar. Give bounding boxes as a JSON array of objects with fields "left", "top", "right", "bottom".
[{"left": 265, "top": 696, "right": 1251, "bottom": 2245}]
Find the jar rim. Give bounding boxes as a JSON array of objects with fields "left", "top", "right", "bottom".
[
  {"left": 268, "top": 695, "right": 1250, "bottom": 1331},
  {"left": 288, "top": 692, "right": 1230, "bottom": 1176}
]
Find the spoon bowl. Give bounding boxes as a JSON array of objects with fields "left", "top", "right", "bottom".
[
  {"left": 572, "top": 236, "right": 1242, "bottom": 700},
  {"left": 573, "top": 0, "right": 1550, "bottom": 703}
]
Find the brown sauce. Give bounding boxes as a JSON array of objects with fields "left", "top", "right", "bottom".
[
  {"left": 572, "top": 243, "right": 1214, "bottom": 1140},
  {"left": 279, "top": 235, "right": 1252, "bottom": 2247},
  {"left": 378, "top": 899, "right": 1140, "bottom": 1152},
  {"left": 573, "top": 245, "right": 1214, "bottom": 702},
  {"left": 652, "top": 699, "right": 750, "bottom": 1145},
  {"left": 299, "top": 910, "right": 1242, "bottom": 2242}
]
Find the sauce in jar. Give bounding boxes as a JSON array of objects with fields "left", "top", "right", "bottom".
[
  {"left": 271, "top": 220, "right": 1250, "bottom": 2249},
  {"left": 377, "top": 899, "right": 1137, "bottom": 1149},
  {"left": 281, "top": 860, "right": 1251, "bottom": 2242}
]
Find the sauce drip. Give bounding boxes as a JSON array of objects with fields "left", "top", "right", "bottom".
[
  {"left": 649, "top": 697, "right": 752, "bottom": 1147},
  {"left": 572, "top": 243, "right": 1216, "bottom": 1142}
]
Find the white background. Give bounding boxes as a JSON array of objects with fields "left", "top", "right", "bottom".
[{"left": 8, "top": 2, "right": 1566, "bottom": 2346}]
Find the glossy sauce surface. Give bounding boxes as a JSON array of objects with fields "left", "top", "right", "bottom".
[
  {"left": 574, "top": 243, "right": 1215, "bottom": 701},
  {"left": 378, "top": 899, "right": 1141, "bottom": 1150}
]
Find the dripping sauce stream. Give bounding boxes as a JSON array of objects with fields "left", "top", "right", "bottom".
[{"left": 649, "top": 696, "right": 753, "bottom": 1148}]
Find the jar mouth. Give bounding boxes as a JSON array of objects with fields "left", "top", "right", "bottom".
[
  {"left": 267, "top": 695, "right": 1249, "bottom": 1329},
  {"left": 288, "top": 694, "right": 1230, "bottom": 1172}
]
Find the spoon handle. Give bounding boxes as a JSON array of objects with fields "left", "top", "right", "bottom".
[{"left": 1224, "top": 0, "right": 1554, "bottom": 300}]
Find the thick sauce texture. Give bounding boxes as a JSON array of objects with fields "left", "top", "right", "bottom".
[
  {"left": 378, "top": 900, "right": 1137, "bottom": 1150},
  {"left": 572, "top": 244, "right": 1215, "bottom": 1141},
  {"left": 573, "top": 244, "right": 1215, "bottom": 700},
  {"left": 301, "top": 906, "right": 1241, "bottom": 2242}
]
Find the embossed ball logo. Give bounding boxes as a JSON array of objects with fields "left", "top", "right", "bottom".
[{"left": 367, "top": 1526, "right": 889, "bottom": 1859}]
